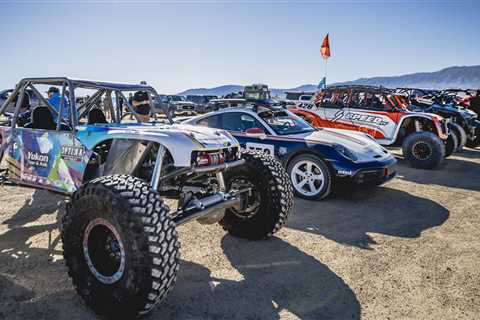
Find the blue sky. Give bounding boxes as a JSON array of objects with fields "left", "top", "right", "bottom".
[{"left": 0, "top": 0, "right": 478, "bottom": 93}]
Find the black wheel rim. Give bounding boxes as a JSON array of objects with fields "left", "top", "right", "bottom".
[
  {"left": 229, "top": 177, "right": 261, "bottom": 219},
  {"left": 412, "top": 141, "right": 433, "bottom": 160},
  {"left": 83, "top": 218, "right": 126, "bottom": 284}
]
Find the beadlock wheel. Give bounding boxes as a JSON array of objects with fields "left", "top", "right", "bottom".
[
  {"left": 228, "top": 177, "right": 261, "bottom": 220},
  {"left": 62, "top": 175, "right": 180, "bottom": 319},
  {"left": 83, "top": 218, "right": 126, "bottom": 285},
  {"left": 412, "top": 141, "right": 433, "bottom": 160}
]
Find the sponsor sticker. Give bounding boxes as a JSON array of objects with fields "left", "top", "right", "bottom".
[
  {"left": 61, "top": 145, "right": 86, "bottom": 161},
  {"left": 334, "top": 110, "right": 389, "bottom": 126},
  {"left": 27, "top": 151, "right": 49, "bottom": 168},
  {"left": 245, "top": 142, "right": 274, "bottom": 155}
]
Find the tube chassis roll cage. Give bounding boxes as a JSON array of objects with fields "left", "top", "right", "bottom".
[{"left": 0, "top": 77, "right": 174, "bottom": 128}]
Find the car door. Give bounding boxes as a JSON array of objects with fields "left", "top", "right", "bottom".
[
  {"left": 7, "top": 120, "right": 91, "bottom": 194},
  {"left": 222, "top": 112, "right": 278, "bottom": 156},
  {"left": 311, "top": 90, "right": 349, "bottom": 129}
]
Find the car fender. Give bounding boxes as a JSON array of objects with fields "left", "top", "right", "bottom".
[
  {"left": 395, "top": 113, "right": 446, "bottom": 141},
  {"left": 75, "top": 125, "right": 219, "bottom": 167}
]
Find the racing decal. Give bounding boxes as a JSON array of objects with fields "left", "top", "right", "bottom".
[
  {"left": 245, "top": 142, "right": 274, "bottom": 155},
  {"left": 4, "top": 129, "right": 92, "bottom": 193},
  {"left": 61, "top": 145, "right": 86, "bottom": 161},
  {"left": 27, "top": 151, "right": 49, "bottom": 168},
  {"left": 333, "top": 110, "right": 389, "bottom": 126}
]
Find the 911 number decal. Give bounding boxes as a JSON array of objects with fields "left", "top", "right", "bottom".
[{"left": 245, "top": 142, "right": 274, "bottom": 155}]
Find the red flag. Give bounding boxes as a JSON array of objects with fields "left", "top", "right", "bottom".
[{"left": 320, "top": 34, "right": 331, "bottom": 59}]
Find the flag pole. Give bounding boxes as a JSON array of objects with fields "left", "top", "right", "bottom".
[{"left": 324, "top": 58, "right": 327, "bottom": 88}]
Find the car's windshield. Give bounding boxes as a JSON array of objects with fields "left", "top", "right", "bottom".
[
  {"left": 169, "top": 95, "right": 185, "bottom": 102},
  {"left": 300, "top": 95, "right": 312, "bottom": 101},
  {"left": 259, "top": 110, "right": 315, "bottom": 135}
]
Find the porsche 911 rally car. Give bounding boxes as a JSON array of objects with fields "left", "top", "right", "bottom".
[
  {"left": 185, "top": 104, "right": 397, "bottom": 200},
  {"left": 292, "top": 85, "right": 452, "bottom": 169},
  {"left": 0, "top": 77, "right": 293, "bottom": 319}
]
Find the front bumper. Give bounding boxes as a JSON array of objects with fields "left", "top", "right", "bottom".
[
  {"left": 331, "top": 156, "right": 397, "bottom": 186},
  {"left": 353, "top": 163, "right": 397, "bottom": 185}
]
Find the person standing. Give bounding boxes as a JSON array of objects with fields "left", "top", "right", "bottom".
[{"left": 47, "top": 87, "right": 70, "bottom": 122}]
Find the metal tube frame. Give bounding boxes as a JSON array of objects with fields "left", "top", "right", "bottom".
[
  {"left": 117, "top": 90, "right": 142, "bottom": 123},
  {"left": 150, "top": 144, "right": 166, "bottom": 190},
  {"left": 56, "top": 81, "right": 67, "bottom": 131}
]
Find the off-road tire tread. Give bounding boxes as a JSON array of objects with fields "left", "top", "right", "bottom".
[
  {"left": 449, "top": 122, "right": 467, "bottom": 151},
  {"left": 220, "top": 150, "right": 293, "bottom": 240},
  {"left": 62, "top": 174, "right": 179, "bottom": 319},
  {"left": 445, "top": 129, "right": 459, "bottom": 157},
  {"left": 402, "top": 131, "right": 445, "bottom": 169}
]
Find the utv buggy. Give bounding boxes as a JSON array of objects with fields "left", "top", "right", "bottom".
[
  {"left": 396, "top": 88, "right": 480, "bottom": 149},
  {"left": 0, "top": 78, "right": 293, "bottom": 319},
  {"left": 298, "top": 85, "right": 451, "bottom": 169}
]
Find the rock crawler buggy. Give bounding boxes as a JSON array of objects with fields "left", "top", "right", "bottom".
[{"left": 0, "top": 78, "right": 293, "bottom": 318}]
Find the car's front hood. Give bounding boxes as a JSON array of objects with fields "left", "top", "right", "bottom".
[{"left": 290, "top": 128, "right": 392, "bottom": 162}]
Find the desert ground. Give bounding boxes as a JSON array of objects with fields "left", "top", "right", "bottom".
[{"left": 0, "top": 148, "right": 479, "bottom": 320}]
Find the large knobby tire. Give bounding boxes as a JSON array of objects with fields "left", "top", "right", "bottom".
[
  {"left": 287, "top": 154, "right": 332, "bottom": 200},
  {"left": 449, "top": 122, "right": 467, "bottom": 151},
  {"left": 62, "top": 175, "right": 180, "bottom": 319},
  {"left": 445, "top": 130, "right": 459, "bottom": 158},
  {"left": 402, "top": 132, "right": 445, "bottom": 169},
  {"left": 220, "top": 150, "right": 293, "bottom": 240}
]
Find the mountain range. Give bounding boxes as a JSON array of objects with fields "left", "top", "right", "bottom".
[{"left": 178, "top": 65, "right": 480, "bottom": 97}]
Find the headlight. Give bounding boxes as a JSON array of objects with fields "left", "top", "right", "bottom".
[{"left": 334, "top": 144, "right": 358, "bottom": 162}]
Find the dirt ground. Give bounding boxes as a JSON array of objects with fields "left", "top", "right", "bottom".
[{"left": 0, "top": 148, "right": 479, "bottom": 320}]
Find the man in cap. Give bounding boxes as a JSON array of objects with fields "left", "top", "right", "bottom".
[{"left": 131, "top": 91, "right": 151, "bottom": 122}]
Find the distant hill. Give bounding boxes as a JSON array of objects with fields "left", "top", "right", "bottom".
[
  {"left": 332, "top": 65, "right": 480, "bottom": 89},
  {"left": 178, "top": 65, "right": 480, "bottom": 97},
  {"left": 179, "top": 84, "right": 318, "bottom": 97}
]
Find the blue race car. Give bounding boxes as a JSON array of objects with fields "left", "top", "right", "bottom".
[{"left": 185, "top": 105, "right": 397, "bottom": 200}]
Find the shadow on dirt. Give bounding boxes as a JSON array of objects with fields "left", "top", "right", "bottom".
[
  {"left": 0, "top": 273, "right": 92, "bottom": 320},
  {"left": 396, "top": 154, "right": 480, "bottom": 191},
  {"left": 455, "top": 147, "right": 480, "bottom": 159},
  {"left": 2, "top": 189, "right": 64, "bottom": 227},
  {"left": 287, "top": 187, "right": 449, "bottom": 249},
  {"left": 157, "top": 236, "right": 360, "bottom": 320},
  {"left": 0, "top": 191, "right": 95, "bottom": 320}
]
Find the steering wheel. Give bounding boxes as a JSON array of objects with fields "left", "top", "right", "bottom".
[{"left": 121, "top": 112, "right": 139, "bottom": 123}]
